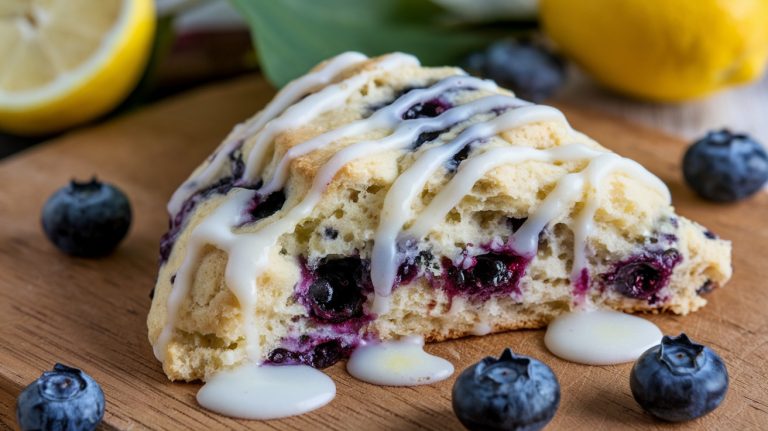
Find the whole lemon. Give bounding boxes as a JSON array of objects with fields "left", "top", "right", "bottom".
[{"left": 539, "top": 0, "right": 768, "bottom": 101}]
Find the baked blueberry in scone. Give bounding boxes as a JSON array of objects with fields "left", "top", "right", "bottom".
[{"left": 147, "top": 52, "right": 731, "bottom": 381}]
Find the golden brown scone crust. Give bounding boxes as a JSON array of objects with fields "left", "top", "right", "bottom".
[{"left": 148, "top": 54, "right": 731, "bottom": 381}]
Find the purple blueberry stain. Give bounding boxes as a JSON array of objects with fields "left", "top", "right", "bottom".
[
  {"left": 159, "top": 178, "right": 230, "bottom": 262},
  {"left": 603, "top": 248, "right": 682, "bottom": 302},
  {"left": 267, "top": 348, "right": 297, "bottom": 364},
  {"left": 311, "top": 340, "right": 345, "bottom": 368},
  {"left": 389, "top": 240, "right": 532, "bottom": 301},
  {"left": 307, "top": 277, "right": 364, "bottom": 323},
  {"left": 413, "top": 129, "right": 448, "bottom": 149},
  {"left": 394, "top": 238, "right": 436, "bottom": 286},
  {"left": 266, "top": 337, "right": 357, "bottom": 369},
  {"left": 669, "top": 217, "right": 679, "bottom": 228},
  {"left": 446, "top": 142, "right": 475, "bottom": 172},
  {"left": 402, "top": 97, "right": 452, "bottom": 120},
  {"left": 441, "top": 249, "right": 531, "bottom": 301},
  {"left": 294, "top": 257, "right": 372, "bottom": 324},
  {"left": 573, "top": 268, "right": 590, "bottom": 298},
  {"left": 159, "top": 146, "right": 246, "bottom": 264},
  {"left": 364, "top": 85, "right": 424, "bottom": 116},
  {"left": 242, "top": 189, "right": 286, "bottom": 224},
  {"left": 278, "top": 256, "right": 378, "bottom": 369},
  {"left": 661, "top": 233, "right": 678, "bottom": 243},
  {"left": 704, "top": 230, "right": 718, "bottom": 240},
  {"left": 397, "top": 250, "right": 435, "bottom": 286}
]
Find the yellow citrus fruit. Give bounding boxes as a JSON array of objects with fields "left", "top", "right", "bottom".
[
  {"left": 0, "top": 0, "right": 155, "bottom": 135},
  {"left": 539, "top": 0, "right": 768, "bottom": 102}
]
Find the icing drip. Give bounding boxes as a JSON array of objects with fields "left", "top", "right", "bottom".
[
  {"left": 197, "top": 363, "right": 335, "bottom": 419},
  {"left": 346, "top": 336, "right": 454, "bottom": 386},
  {"left": 154, "top": 189, "right": 256, "bottom": 362},
  {"left": 544, "top": 309, "right": 662, "bottom": 365},
  {"left": 154, "top": 52, "right": 672, "bottom": 370},
  {"left": 567, "top": 153, "right": 670, "bottom": 297}
]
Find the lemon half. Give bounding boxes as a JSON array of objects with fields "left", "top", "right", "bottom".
[{"left": 0, "top": 0, "right": 155, "bottom": 135}]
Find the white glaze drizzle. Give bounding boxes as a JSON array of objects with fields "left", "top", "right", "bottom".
[
  {"left": 242, "top": 53, "right": 421, "bottom": 183},
  {"left": 371, "top": 104, "right": 567, "bottom": 313},
  {"left": 257, "top": 75, "right": 500, "bottom": 196},
  {"left": 155, "top": 53, "right": 672, "bottom": 375},
  {"left": 567, "top": 153, "right": 670, "bottom": 288},
  {"left": 156, "top": 77, "right": 507, "bottom": 361},
  {"left": 154, "top": 189, "right": 257, "bottom": 362},
  {"left": 167, "top": 52, "right": 370, "bottom": 216},
  {"left": 400, "top": 145, "right": 669, "bottom": 305},
  {"left": 197, "top": 363, "right": 335, "bottom": 419},
  {"left": 544, "top": 309, "right": 662, "bottom": 365},
  {"left": 346, "top": 336, "right": 454, "bottom": 386}
]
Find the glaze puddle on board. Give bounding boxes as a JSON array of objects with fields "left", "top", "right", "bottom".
[
  {"left": 347, "top": 336, "right": 454, "bottom": 386},
  {"left": 196, "top": 363, "right": 335, "bottom": 420},
  {"left": 544, "top": 309, "right": 663, "bottom": 365}
]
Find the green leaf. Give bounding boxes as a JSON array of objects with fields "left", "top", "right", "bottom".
[{"left": 230, "top": 0, "right": 511, "bottom": 87}]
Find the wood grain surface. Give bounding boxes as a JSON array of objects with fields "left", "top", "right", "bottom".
[{"left": 0, "top": 76, "right": 766, "bottom": 431}]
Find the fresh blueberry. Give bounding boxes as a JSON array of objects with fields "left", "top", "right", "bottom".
[
  {"left": 307, "top": 258, "right": 366, "bottom": 323},
  {"left": 16, "top": 363, "right": 105, "bottom": 431},
  {"left": 630, "top": 333, "right": 728, "bottom": 422},
  {"left": 42, "top": 178, "right": 132, "bottom": 257},
  {"left": 683, "top": 130, "right": 768, "bottom": 202},
  {"left": 604, "top": 249, "right": 681, "bottom": 301},
  {"left": 464, "top": 40, "right": 566, "bottom": 102},
  {"left": 452, "top": 349, "right": 560, "bottom": 431}
]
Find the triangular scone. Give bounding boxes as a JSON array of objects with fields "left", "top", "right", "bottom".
[{"left": 147, "top": 52, "right": 731, "bottom": 381}]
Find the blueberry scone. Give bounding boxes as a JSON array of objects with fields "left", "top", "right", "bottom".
[{"left": 147, "top": 52, "right": 732, "bottom": 381}]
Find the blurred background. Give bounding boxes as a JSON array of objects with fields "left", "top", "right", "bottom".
[{"left": 0, "top": 0, "right": 766, "bottom": 157}]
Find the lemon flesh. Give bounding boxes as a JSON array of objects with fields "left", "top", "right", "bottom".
[
  {"left": 540, "top": 0, "right": 768, "bottom": 102},
  {"left": 0, "top": 0, "right": 155, "bottom": 135}
]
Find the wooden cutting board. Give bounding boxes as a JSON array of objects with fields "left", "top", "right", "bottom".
[{"left": 0, "top": 76, "right": 766, "bottom": 431}]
